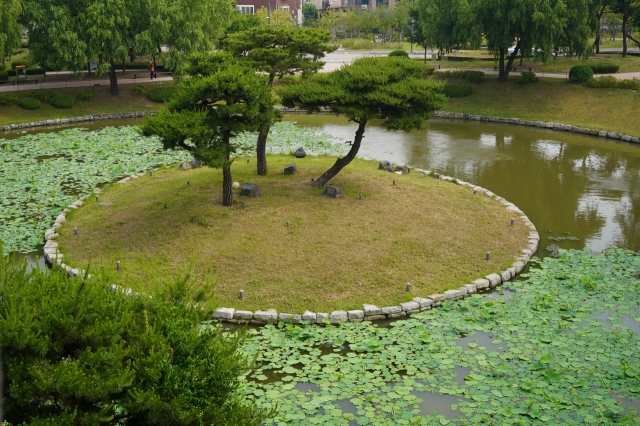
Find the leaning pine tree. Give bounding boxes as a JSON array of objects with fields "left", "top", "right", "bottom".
[
  {"left": 142, "top": 55, "right": 274, "bottom": 206},
  {"left": 278, "top": 57, "right": 447, "bottom": 187}
]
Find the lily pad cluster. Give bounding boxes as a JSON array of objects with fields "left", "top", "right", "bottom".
[
  {"left": 0, "top": 122, "right": 342, "bottom": 255},
  {"left": 231, "top": 248, "right": 640, "bottom": 425}
]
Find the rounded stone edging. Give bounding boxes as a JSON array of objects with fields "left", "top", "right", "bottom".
[
  {"left": 42, "top": 164, "right": 538, "bottom": 326},
  {"left": 1, "top": 111, "right": 159, "bottom": 132}
]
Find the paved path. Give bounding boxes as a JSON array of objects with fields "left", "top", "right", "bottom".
[{"left": 0, "top": 73, "right": 173, "bottom": 93}]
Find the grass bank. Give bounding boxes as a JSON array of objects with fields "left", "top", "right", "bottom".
[
  {"left": 57, "top": 155, "right": 528, "bottom": 313},
  {"left": 445, "top": 78, "right": 640, "bottom": 136},
  {"left": 0, "top": 81, "right": 173, "bottom": 126}
]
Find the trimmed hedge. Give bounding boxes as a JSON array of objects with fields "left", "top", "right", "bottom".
[
  {"left": 26, "top": 67, "right": 45, "bottom": 76},
  {"left": 11, "top": 58, "right": 32, "bottom": 69},
  {"left": 30, "top": 90, "right": 59, "bottom": 102},
  {"left": 0, "top": 70, "right": 8, "bottom": 81},
  {"left": 388, "top": 50, "right": 409, "bottom": 58},
  {"left": 0, "top": 94, "right": 18, "bottom": 106},
  {"left": 569, "top": 65, "right": 593, "bottom": 83},
  {"left": 587, "top": 76, "right": 640, "bottom": 90},
  {"left": 433, "top": 70, "right": 485, "bottom": 82},
  {"left": 590, "top": 63, "right": 619, "bottom": 74},
  {"left": 443, "top": 83, "right": 472, "bottom": 98},
  {"left": 19, "top": 98, "right": 41, "bottom": 110},
  {"left": 617, "top": 79, "right": 640, "bottom": 90},
  {"left": 49, "top": 95, "right": 76, "bottom": 108},
  {"left": 77, "top": 91, "right": 94, "bottom": 101},
  {"left": 466, "top": 70, "right": 484, "bottom": 83},
  {"left": 515, "top": 71, "right": 537, "bottom": 84},
  {"left": 147, "top": 86, "right": 177, "bottom": 103}
]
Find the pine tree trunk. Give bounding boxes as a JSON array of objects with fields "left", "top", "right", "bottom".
[
  {"left": 622, "top": 14, "right": 628, "bottom": 58},
  {"left": 109, "top": 59, "right": 119, "bottom": 96},
  {"left": 256, "top": 131, "right": 269, "bottom": 176},
  {"left": 222, "top": 137, "right": 233, "bottom": 206},
  {"left": 498, "top": 42, "right": 521, "bottom": 83},
  {"left": 312, "top": 121, "right": 366, "bottom": 187},
  {"left": 498, "top": 48, "right": 506, "bottom": 82}
]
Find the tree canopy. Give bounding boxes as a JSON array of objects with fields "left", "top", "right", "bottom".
[
  {"left": 279, "top": 57, "right": 446, "bottom": 186},
  {"left": 0, "top": 0, "right": 22, "bottom": 64},
  {"left": 142, "top": 55, "right": 274, "bottom": 206}
]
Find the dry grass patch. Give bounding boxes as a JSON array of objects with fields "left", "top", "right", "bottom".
[{"left": 58, "top": 155, "right": 529, "bottom": 313}]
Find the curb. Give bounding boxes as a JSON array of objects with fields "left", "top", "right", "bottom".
[
  {"left": 43, "top": 164, "right": 537, "bottom": 326},
  {"left": 0, "top": 111, "right": 158, "bottom": 132}
]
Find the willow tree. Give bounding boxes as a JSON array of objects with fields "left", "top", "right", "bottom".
[
  {"left": 224, "top": 26, "right": 335, "bottom": 176},
  {"left": 142, "top": 56, "right": 273, "bottom": 206},
  {"left": 278, "top": 57, "right": 446, "bottom": 187}
]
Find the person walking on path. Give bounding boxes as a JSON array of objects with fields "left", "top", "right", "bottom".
[{"left": 149, "top": 62, "right": 156, "bottom": 79}]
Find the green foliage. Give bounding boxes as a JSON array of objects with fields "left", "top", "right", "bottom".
[
  {"left": 443, "top": 83, "right": 473, "bottom": 97},
  {"left": 0, "top": 0, "right": 22, "bottom": 61},
  {"left": 136, "top": 85, "right": 147, "bottom": 95},
  {"left": 18, "top": 97, "right": 41, "bottom": 110},
  {"left": 147, "top": 86, "right": 178, "bottom": 103},
  {"left": 515, "top": 71, "right": 537, "bottom": 84},
  {"left": 49, "top": 94, "right": 76, "bottom": 108},
  {"left": 433, "top": 70, "right": 484, "bottom": 82},
  {"left": 25, "top": 66, "right": 45, "bottom": 76},
  {"left": 590, "top": 62, "right": 620, "bottom": 73},
  {"left": 0, "top": 93, "right": 18, "bottom": 106},
  {"left": 124, "top": 61, "right": 152, "bottom": 69},
  {"left": 77, "top": 90, "right": 94, "bottom": 101},
  {"left": 0, "top": 254, "right": 270, "bottom": 425},
  {"left": 587, "top": 76, "right": 640, "bottom": 90},
  {"left": 569, "top": 65, "right": 594, "bottom": 83},
  {"left": 11, "top": 58, "right": 31, "bottom": 69},
  {"left": 29, "top": 89, "right": 59, "bottom": 102},
  {"left": 466, "top": 70, "right": 485, "bottom": 82},
  {"left": 617, "top": 78, "right": 640, "bottom": 90},
  {"left": 388, "top": 49, "right": 409, "bottom": 58},
  {"left": 302, "top": 3, "right": 318, "bottom": 26},
  {"left": 0, "top": 70, "right": 8, "bottom": 81},
  {"left": 243, "top": 248, "right": 640, "bottom": 424}
]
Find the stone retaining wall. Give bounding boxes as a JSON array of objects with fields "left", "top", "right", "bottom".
[
  {"left": 0, "top": 111, "right": 158, "bottom": 132},
  {"left": 42, "top": 166, "right": 538, "bottom": 326}
]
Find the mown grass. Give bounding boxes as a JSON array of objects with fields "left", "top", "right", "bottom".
[
  {"left": 445, "top": 78, "right": 640, "bottom": 136},
  {"left": 57, "top": 155, "right": 529, "bottom": 313},
  {"left": 0, "top": 81, "right": 173, "bottom": 125}
]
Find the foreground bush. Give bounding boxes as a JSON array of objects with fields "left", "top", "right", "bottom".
[
  {"left": 590, "top": 63, "right": 620, "bottom": 74},
  {"left": 49, "top": 94, "right": 76, "bottom": 108},
  {"left": 388, "top": 49, "right": 409, "bottom": 58},
  {"left": 18, "top": 97, "right": 41, "bottom": 110},
  {"left": 569, "top": 65, "right": 593, "bottom": 83},
  {"left": 147, "top": 86, "right": 178, "bottom": 102},
  {"left": 77, "top": 90, "right": 94, "bottom": 101},
  {"left": 0, "top": 93, "right": 18, "bottom": 106},
  {"left": 515, "top": 71, "right": 537, "bottom": 84},
  {"left": 443, "top": 83, "right": 473, "bottom": 97},
  {"left": 0, "top": 254, "right": 270, "bottom": 426},
  {"left": 587, "top": 76, "right": 640, "bottom": 90},
  {"left": 30, "top": 89, "right": 59, "bottom": 102}
]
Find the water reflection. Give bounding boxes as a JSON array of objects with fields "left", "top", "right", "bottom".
[{"left": 285, "top": 115, "right": 640, "bottom": 254}]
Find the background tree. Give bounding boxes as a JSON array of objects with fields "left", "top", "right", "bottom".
[
  {"left": 0, "top": 0, "right": 22, "bottom": 64},
  {"left": 302, "top": 3, "right": 318, "bottom": 27},
  {"left": 225, "top": 27, "right": 335, "bottom": 176},
  {"left": 278, "top": 57, "right": 446, "bottom": 187},
  {"left": 613, "top": 0, "right": 640, "bottom": 56},
  {"left": 0, "top": 252, "right": 270, "bottom": 425},
  {"left": 143, "top": 55, "right": 273, "bottom": 206},
  {"left": 409, "top": 6, "right": 430, "bottom": 62},
  {"left": 256, "top": 7, "right": 295, "bottom": 26}
]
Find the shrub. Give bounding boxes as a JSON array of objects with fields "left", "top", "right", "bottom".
[
  {"left": 586, "top": 75, "right": 618, "bottom": 88},
  {"left": 388, "top": 49, "right": 409, "bottom": 58},
  {"left": 147, "top": 86, "right": 177, "bottom": 102},
  {"left": 515, "top": 71, "right": 537, "bottom": 84},
  {"left": 19, "top": 97, "right": 41, "bottom": 110},
  {"left": 0, "top": 70, "right": 9, "bottom": 81},
  {"left": 136, "top": 85, "right": 146, "bottom": 95},
  {"left": 569, "top": 65, "right": 593, "bottom": 83},
  {"left": 29, "top": 89, "right": 59, "bottom": 102},
  {"left": 0, "top": 93, "right": 18, "bottom": 106},
  {"left": 26, "top": 66, "right": 45, "bottom": 75},
  {"left": 77, "top": 90, "right": 94, "bottom": 101},
  {"left": 49, "top": 95, "right": 75, "bottom": 108},
  {"left": 21, "top": 41, "right": 29, "bottom": 48},
  {"left": 617, "top": 78, "right": 640, "bottom": 90},
  {"left": 11, "top": 58, "right": 32, "bottom": 69},
  {"left": 443, "top": 83, "right": 472, "bottom": 98},
  {"left": 466, "top": 70, "right": 484, "bottom": 83},
  {"left": 433, "top": 70, "right": 468, "bottom": 80},
  {"left": 590, "top": 63, "right": 619, "bottom": 74}
]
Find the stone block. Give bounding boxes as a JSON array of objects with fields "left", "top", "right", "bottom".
[
  {"left": 363, "top": 304, "right": 382, "bottom": 316},
  {"left": 485, "top": 273, "right": 502, "bottom": 287},
  {"left": 507, "top": 266, "right": 517, "bottom": 277},
  {"left": 473, "top": 278, "right": 490, "bottom": 290},
  {"left": 379, "top": 160, "right": 393, "bottom": 170},
  {"left": 324, "top": 185, "right": 342, "bottom": 199},
  {"left": 387, "top": 312, "right": 406, "bottom": 319},
  {"left": 445, "top": 289, "right": 463, "bottom": 300},
  {"left": 464, "top": 284, "right": 477, "bottom": 294},
  {"left": 428, "top": 293, "right": 446, "bottom": 302},
  {"left": 240, "top": 184, "right": 261, "bottom": 197},
  {"left": 365, "top": 314, "right": 386, "bottom": 321},
  {"left": 316, "top": 312, "right": 330, "bottom": 323},
  {"left": 419, "top": 306, "right": 432, "bottom": 312},
  {"left": 284, "top": 163, "right": 297, "bottom": 175},
  {"left": 348, "top": 310, "right": 364, "bottom": 321},
  {"left": 381, "top": 306, "right": 401, "bottom": 315},
  {"left": 407, "top": 309, "right": 420, "bottom": 315},
  {"left": 254, "top": 308, "right": 277, "bottom": 323},
  {"left": 213, "top": 308, "right": 235, "bottom": 320},
  {"left": 413, "top": 297, "right": 434, "bottom": 308},
  {"left": 293, "top": 147, "right": 306, "bottom": 158},
  {"left": 302, "top": 310, "right": 316, "bottom": 323},
  {"left": 330, "top": 310, "right": 348, "bottom": 324},
  {"left": 400, "top": 301, "right": 420, "bottom": 311},
  {"left": 500, "top": 270, "right": 512, "bottom": 282},
  {"left": 234, "top": 310, "right": 253, "bottom": 320},
  {"left": 631, "top": 137, "right": 639, "bottom": 144},
  {"left": 279, "top": 313, "right": 301, "bottom": 323},
  {"left": 621, "top": 135, "right": 631, "bottom": 142},
  {"left": 513, "top": 261, "right": 525, "bottom": 274}
]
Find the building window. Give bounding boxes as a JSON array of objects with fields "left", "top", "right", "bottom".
[
  {"left": 236, "top": 5, "right": 254, "bottom": 14},
  {"left": 281, "top": 6, "right": 290, "bottom": 12}
]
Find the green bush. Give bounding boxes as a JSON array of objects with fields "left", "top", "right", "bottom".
[
  {"left": 0, "top": 93, "right": 18, "bottom": 106},
  {"left": 136, "top": 85, "right": 147, "bottom": 96},
  {"left": 11, "top": 58, "right": 32, "bottom": 69},
  {"left": 569, "top": 65, "right": 593, "bottom": 83},
  {"left": 49, "top": 94, "right": 76, "bottom": 108},
  {"left": 515, "top": 71, "right": 537, "bottom": 84},
  {"left": 147, "top": 86, "right": 177, "bottom": 102},
  {"left": 77, "top": 90, "right": 94, "bottom": 101},
  {"left": 433, "top": 70, "right": 484, "bottom": 82},
  {"left": 0, "top": 70, "right": 8, "bottom": 81},
  {"left": 466, "top": 70, "right": 484, "bottom": 83},
  {"left": 589, "top": 63, "right": 620, "bottom": 74},
  {"left": 0, "top": 255, "right": 269, "bottom": 426},
  {"left": 19, "top": 97, "right": 41, "bottom": 110},
  {"left": 388, "top": 49, "right": 409, "bottom": 58},
  {"left": 617, "top": 78, "right": 640, "bottom": 90},
  {"left": 443, "top": 83, "right": 472, "bottom": 98},
  {"left": 586, "top": 75, "right": 618, "bottom": 88},
  {"left": 29, "top": 89, "right": 59, "bottom": 101},
  {"left": 21, "top": 41, "right": 29, "bottom": 49},
  {"left": 26, "top": 66, "right": 45, "bottom": 75}
]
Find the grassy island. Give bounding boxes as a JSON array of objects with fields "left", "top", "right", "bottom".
[{"left": 57, "top": 155, "right": 528, "bottom": 313}]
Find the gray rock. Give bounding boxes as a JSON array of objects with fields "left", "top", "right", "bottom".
[
  {"left": 607, "top": 132, "right": 621, "bottom": 140},
  {"left": 302, "top": 310, "right": 317, "bottom": 323},
  {"left": 507, "top": 266, "right": 517, "bottom": 277},
  {"left": 387, "top": 312, "right": 407, "bottom": 319},
  {"left": 213, "top": 308, "right": 235, "bottom": 320},
  {"left": 284, "top": 163, "right": 297, "bottom": 175},
  {"left": 293, "top": 147, "right": 306, "bottom": 158},
  {"left": 348, "top": 310, "right": 364, "bottom": 321},
  {"left": 464, "top": 284, "right": 477, "bottom": 294},
  {"left": 179, "top": 161, "right": 191, "bottom": 170},
  {"left": 445, "top": 289, "right": 463, "bottom": 299},
  {"left": 329, "top": 310, "right": 348, "bottom": 324},
  {"left": 428, "top": 293, "right": 446, "bottom": 302},
  {"left": 324, "top": 185, "right": 342, "bottom": 199},
  {"left": 234, "top": 310, "right": 253, "bottom": 320},
  {"left": 316, "top": 312, "right": 330, "bottom": 323},
  {"left": 99, "top": 202, "right": 113, "bottom": 207},
  {"left": 381, "top": 306, "right": 401, "bottom": 315},
  {"left": 378, "top": 160, "right": 393, "bottom": 170},
  {"left": 413, "top": 297, "right": 433, "bottom": 308},
  {"left": 621, "top": 135, "right": 632, "bottom": 142},
  {"left": 189, "top": 159, "right": 202, "bottom": 168},
  {"left": 254, "top": 308, "right": 278, "bottom": 323},
  {"left": 485, "top": 273, "right": 502, "bottom": 287},
  {"left": 365, "top": 314, "right": 387, "bottom": 321},
  {"left": 399, "top": 301, "right": 420, "bottom": 311},
  {"left": 363, "top": 304, "right": 382, "bottom": 316},
  {"left": 631, "top": 137, "right": 639, "bottom": 144},
  {"left": 240, "top": 184, "right": 261, "bottom": 197},
  {"left": 279, "top": 313, "right": 301, "bottom": 323},
  {"left": 513, "top": 261, "right": 525, "bottom": 274},
  {"left": 473, "top": 278, "right": 490, "bottom": 290},
  {"left": 500, "top": 270, "right": 512, "bottom": 282}
]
